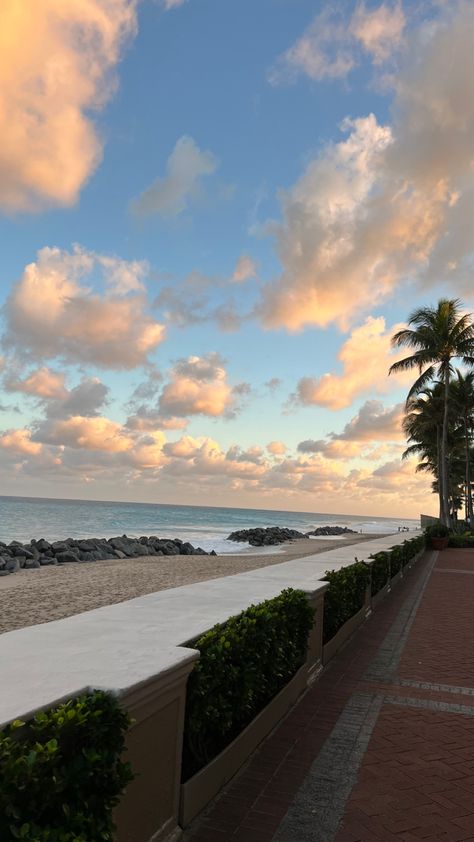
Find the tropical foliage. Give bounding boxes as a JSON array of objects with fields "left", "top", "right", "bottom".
[
  {"left": 182, "top": 588, "right": 314, "bottom": 779},
  {"left": 0, "top": 691, "right": 132, "bottom": 842},
  {"left": 390, "top": 299, "right": 474, "bottom": 527}
]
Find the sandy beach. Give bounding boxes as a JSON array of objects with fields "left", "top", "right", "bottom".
[{"left": 0, "top": 535, "right": 384, "bottom": 635}]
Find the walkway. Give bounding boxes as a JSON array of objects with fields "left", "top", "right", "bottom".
[{"left": 185, "top": 547, "right": 474, "bottom": 842}]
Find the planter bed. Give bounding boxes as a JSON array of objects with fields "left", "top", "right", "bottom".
[
  {"left": 322, "top": 604, "right": 367, "bottom": 665},
  {"left": 179, "top": 665, "right": 308, "bottom": 827}
]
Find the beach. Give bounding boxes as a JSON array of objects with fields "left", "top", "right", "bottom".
[{"left": 0, "top": 534, "right": 382, "bottom": 635}]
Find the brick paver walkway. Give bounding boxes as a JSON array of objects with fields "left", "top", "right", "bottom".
[{"left": 184, "top": 548, "right": 474, "bottom": 842}]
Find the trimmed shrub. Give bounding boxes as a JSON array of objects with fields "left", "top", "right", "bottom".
[
  {"left": 182, "top": 588, "right": 314, "bottom": 779},
  {"left": 322, "top": 561, "right": 371, "bottom": 644},
  {"left": 369, "top": 552, "right": 391, "bottom": 596},
  {"left": 425, "top": 523, "right": 449, "bottom": 539},
  {"left": 389, "top": 545, "right": 404, "bottom": 577},
  {"left": 402, "top": 535, "right": 425, "bottom": 562},
  {"left": 448, "top": 532, "right": 474, "bottom": 548},
  {"left": 0, "top": 691, "right": 133, "bottom": 842}
]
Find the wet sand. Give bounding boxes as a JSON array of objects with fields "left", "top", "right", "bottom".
[{"left": 0, "top": 534, "right": 385, "bottom": 635}]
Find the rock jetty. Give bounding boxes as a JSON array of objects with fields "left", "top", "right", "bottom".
[
  {"left": 306, "top": 526, "right": 357, "bottom": 536},
  {"left": 227, "top": 527, "right": 306, "bottom": 546},
  {"left": 227, "top": 524, "right": 357, "bottom": 547},
  {"left": 0, "top": 535, "right": 213, "bottom": 576}
]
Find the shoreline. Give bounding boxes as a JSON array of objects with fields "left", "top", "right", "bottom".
[{"left": 0, "top": 534, "right": 389, "bottom": 635}]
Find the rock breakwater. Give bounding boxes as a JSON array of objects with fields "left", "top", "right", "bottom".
[
  {"left": 227, "top": 525, "right": 357, "bottom": 546},
  {"left": 227, "top": 527, "right": 306, "bottom": 546},
  {"left": 0, "top": 535, "right": 212, "bottom": 576},
  {"left": 306, "top": 526, "right": 357, "bottom": 536}
]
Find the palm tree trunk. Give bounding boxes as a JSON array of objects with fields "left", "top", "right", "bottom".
[
  {"left": 436, "top": 425, "right": 443, "bottom": 520},
  {"left": 441, "top": 366, "right": 451, "bottom": 528}
]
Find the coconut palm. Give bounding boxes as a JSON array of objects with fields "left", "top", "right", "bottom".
[
  {"left": 389, "top": 299, "right": 474, "bottom": 526},
  {"left": 402, "top": 385, "right": 444, "bottom": 517},
  {"left": 451, "top": 370, "right": 474, "bottom": 527}
]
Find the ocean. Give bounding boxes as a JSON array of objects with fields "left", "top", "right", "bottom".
[{"left": 0, "top": 496, "right": 420, "bottom": 554}]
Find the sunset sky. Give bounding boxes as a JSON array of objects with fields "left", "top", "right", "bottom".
[{"left": 0, "top": 0, "right": 472, "bottom": 517}]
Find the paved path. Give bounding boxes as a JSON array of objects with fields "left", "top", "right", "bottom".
[{"left": 184, "top": 548, "right": 474, "bottom": 842}]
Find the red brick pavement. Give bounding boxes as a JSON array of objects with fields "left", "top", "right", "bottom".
[
  {"left": 184, "top": 548, "right": 474, "bottom": 842},
  {"left": 338, "top": 548, "right": 474, "bottom": 842},
  {"left": 184, "top": 553, "right": 433, "bottom": 841}
]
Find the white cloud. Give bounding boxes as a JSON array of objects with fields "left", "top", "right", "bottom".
[
  {"left": 269, "top": 2, "right": 404, "bottom": 85},
  {"left": 262, "top": 2, "right": 474, "bottom": 331},
  {"left": 269, "top": 6, "right": 355, "bottom": 84},
  {"left": 4, "top": 245, "right": 165, "bottom": 369},
  {"left": 334, "top": 399, "right": 404, "bottom": 441},
  {"left": 233, "top": 255, "right": 258, "bottom": 283},
  {"left": 291, "top": 317, "right": 411, "bottom": 410},
  {"left": 0, "top": 428, "right": 43, "bottom": 456},
  {"left": 267, "top": 441, "right": 287, "bottom": 456},
  {"left": 259, "top": 115, "right": 394, "bottom": 330},
  {"left": 0, "top": 0, "right": 137, "bottom": 212},
  {"left": 5, "top": 367, "right": 67, "bottom": 399},
  {"left": 297, "top": 439, "right": 361, "bottom": 459},
  {"left": 131, "top": 136, "right": 218, "bottom": 218},
  {"left": 351, "top": 2, "right": 405, "bottom": 64},
  {"left": 157, "top": 353, "right": 245, "bottom": 419}
]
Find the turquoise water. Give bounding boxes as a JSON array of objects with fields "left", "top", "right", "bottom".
[{"left": 0, "top": 495, "right": 420, "bottom": 554}]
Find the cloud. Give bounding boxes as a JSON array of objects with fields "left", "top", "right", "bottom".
[
  {"left": 0, "top": 428, "right": 43, "bottom": 456},
  {"left": 291, "top": 317, "right": 411, "bottom": 410},
  {"left": 131, "top": 136, "right": 218, "bottom": 218},
  {"left": 297, "top": 439, "right": 361, "bottom": 459},
  {"left": 157, "top": 353, "right": 244, "bottom": 419},
  {"left": 258, "top": 115, "right": 394, "bottom": 330},
  {"left": 4, "top": 245, "right": 165, "bottom": 369},
  {"left": 262, "top": 2, "right": 474, "bottom": 331},
  {"left": 0, "top": 0, "right": 137, "bottom": 212},
  {"left": 269, "top": 2, "right": 404, "bottom": 84},
  {"left": 267, "top": 440, "right": 287, "bottom": 456},
  {"left": 5, "top": 367, "right": 67, "bottom": 399},
  {"left": 233, "top": 255, "right": 258, "bottom": 283},
  {"left": 35, "top": 415, "right": 132, "bottom": 453},
  {"left": 351, "top": 2, "right": 405, "bottom": 64},
  {"left": 264, "top": 378, "right": 282, "bottom": 393},
  {"left": 269, "top": 5, "right": 355, "bottom": 84},
  {"left": 334, "top": 399, "right": 404, "bottom": 441},
  {"left": 162, "top": 0, "right": 187, "bottom": 7},
  {"left": 46, "top": 378, "right": 109, "bottom": 419}
]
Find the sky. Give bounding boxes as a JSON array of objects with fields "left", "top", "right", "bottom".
[{"left": 0, "top": 0, "right": 472, "bottom": 518}]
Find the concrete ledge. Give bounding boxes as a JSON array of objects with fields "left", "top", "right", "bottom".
[
  {"left": 179, "top": 664, "right": 308, "bottom": 827},
  {"left": 323, "top": 604, "right": 367, "bottom": 665},
  {"left": 371, "top": 581, "right": 391, "bottom": 608}
]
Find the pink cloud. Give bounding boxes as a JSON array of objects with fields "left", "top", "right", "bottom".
[
  {"left": 292, "top": 317, "right": 411, "bottom": 410},
  {"left": 0, "top": 428, "right": 42, "bottom": 456},
  {"left": 5, "top": 246, "right": 165, "bottom": 369},
  {"left": 0, "top": 0, "right": 137, "bottom": 212},
  {"left": 6, "top": 367, "right": 67, "bottom": 399}
]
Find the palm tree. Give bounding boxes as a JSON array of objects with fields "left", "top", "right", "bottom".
[
  {"left": 402, "top": 385, "right": 444, "bottom": 518},
  {"left": 451, "top": 370, "right": 474, "bottom": 528},
  {"left": 389, "top": 299, "right": 474, "bottom": 527}
]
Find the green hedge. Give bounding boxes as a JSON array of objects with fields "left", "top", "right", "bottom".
[
  {"left": 369, "top": 552, "right": 391, "bottom": 596},
  {"left": 369, "top": 536, "right": 424, "bottom": 596},
  {"left": 448, "top": 532, "right": 474, "bottom": 548},
  {"left": 322, "top": 561, "right": 371, "bottom": 644},
  {"left": 0, "top": 691, "right": 132, "bottom": 842},
  {"left": 182, "top": 588, "right": 314, "bottom": 780},
  {"left": 402, "top": 535, "right": 425, "bottom": 562}
]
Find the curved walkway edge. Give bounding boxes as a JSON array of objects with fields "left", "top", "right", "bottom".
[{"left": 185, "top": 548, "right": 474, "bottom": 842}]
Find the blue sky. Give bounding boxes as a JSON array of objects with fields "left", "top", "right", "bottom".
[{"left": 1, "top": 0, "right": 472, "bottom": 516}]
